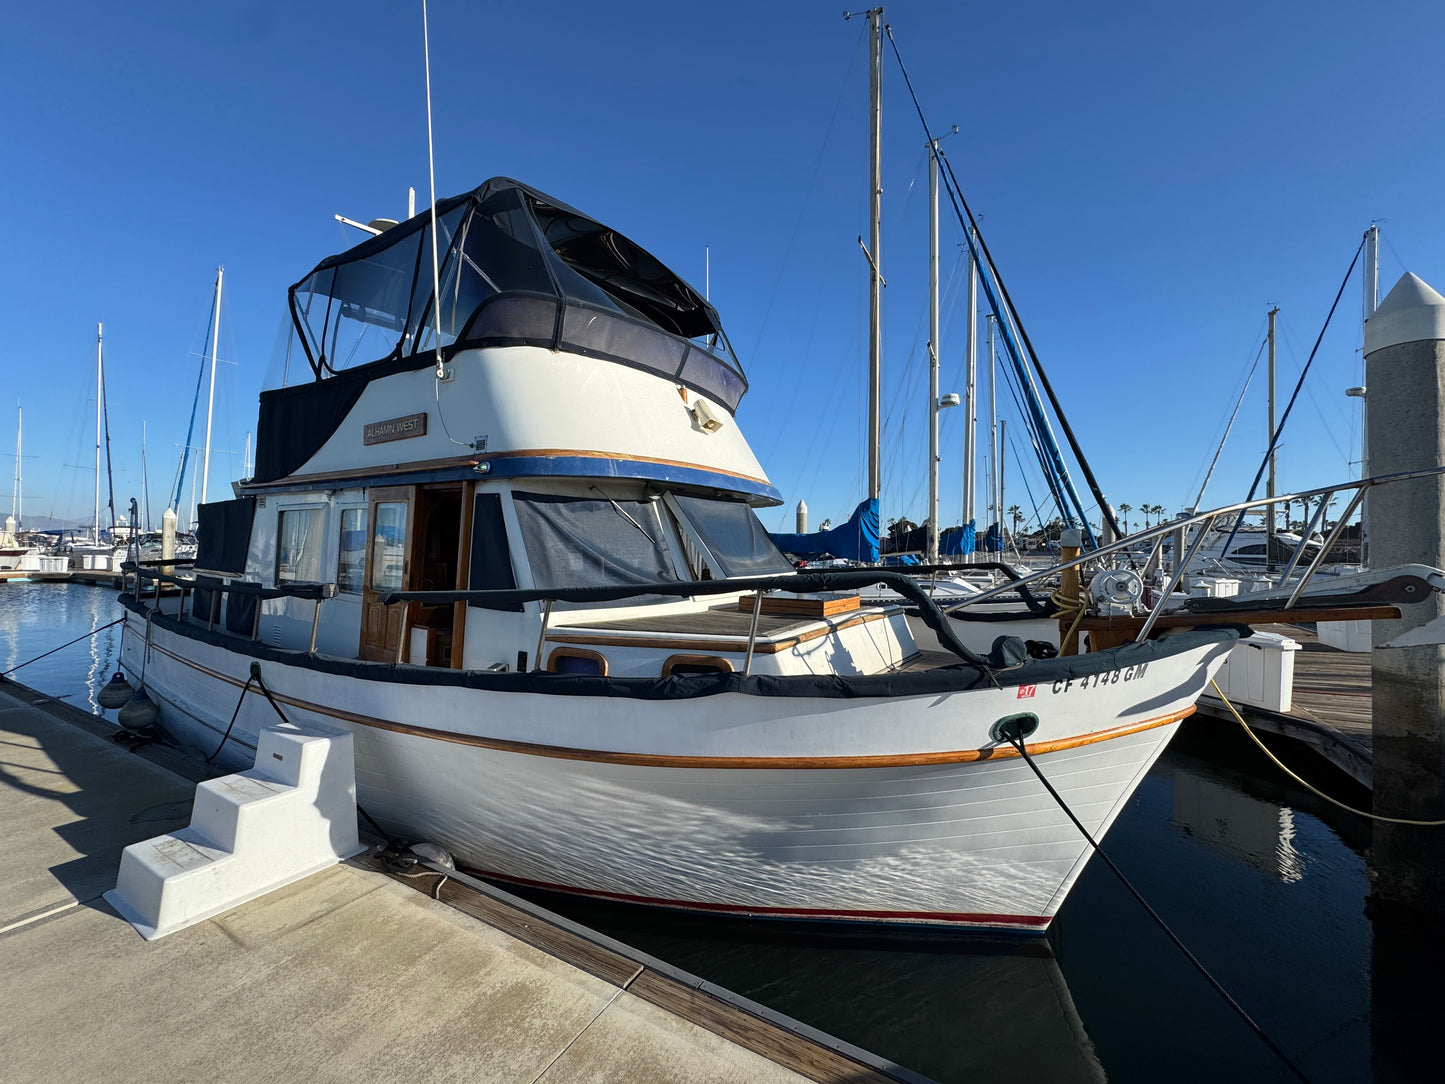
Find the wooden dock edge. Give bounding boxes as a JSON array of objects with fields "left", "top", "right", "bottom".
[
  {"left": 1194, "top": 697, "right": 1373, "bottom": 790},
  {"left": 363, "top": 856, "right": 934, "bottom": 1084}
]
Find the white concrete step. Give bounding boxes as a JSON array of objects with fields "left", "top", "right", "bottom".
[{"left": 104, "top": 725, "right": 365, "bottom": 940}]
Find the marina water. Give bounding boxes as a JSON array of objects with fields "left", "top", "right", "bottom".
[{"left": 5, "top": 581, "right": 1387, "bottom": 1082}]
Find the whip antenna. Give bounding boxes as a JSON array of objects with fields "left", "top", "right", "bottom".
[{"left": 422, "top": 0, "right": 445, "bottom": 379}]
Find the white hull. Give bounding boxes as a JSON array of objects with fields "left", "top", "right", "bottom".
[{"left": 121, "top": 612, "right": 1230, "bottom": 930}]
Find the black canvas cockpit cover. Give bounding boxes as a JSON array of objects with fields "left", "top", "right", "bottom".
[{"left": 196, "top": 497, "right": 256, "bottom": 574}]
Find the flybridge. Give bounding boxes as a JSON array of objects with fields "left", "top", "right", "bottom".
[{"left": 284, "top": 177, "right": 747, "bottom": 412}]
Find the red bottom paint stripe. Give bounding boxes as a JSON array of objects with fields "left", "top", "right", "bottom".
[{"left": 459, "top": 864, "right": 1053, "bottom": 929}]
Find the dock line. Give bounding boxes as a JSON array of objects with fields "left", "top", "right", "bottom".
[
  {"left": 1208, "top": 678, "right": 1445, "bottom": 827},
  {"left": 1, "top": 617, "right": 124, "bottom": 677},
  {"left": 996, "top": 717, "right": 1315, "bottom": 1084}
]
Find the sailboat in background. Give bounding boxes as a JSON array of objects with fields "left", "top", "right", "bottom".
[
  {"left": 0, "top": 406, "right": 42, "bottom": 572},
  {"left": 169, "top": 266, "right": 224, "bottom": 533},
  {"left": 63, "top": 323, "right": 127, "bottom": 571},
  {"left": 771, "top": 9, "right": 1111, "bottom": 570}
]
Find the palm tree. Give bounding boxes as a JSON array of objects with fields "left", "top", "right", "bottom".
[
  {"left": 1118, "top": 503, "right": 1132, "bottom": 533},
  {"left": 1007, "top": 505, "right": 1022, "bottom": 540},
  {"left": 1149, "top": 503, "right": 1165, "bottom": 527}
]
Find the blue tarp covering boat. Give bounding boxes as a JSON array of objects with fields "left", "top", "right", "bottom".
[{"left": 769, "top": 498, "right": 880, "bottom": 563}]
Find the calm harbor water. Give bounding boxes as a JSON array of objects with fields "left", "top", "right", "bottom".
[{"left": 3, "top": 581, "right": 1406, "bottom": 1082}]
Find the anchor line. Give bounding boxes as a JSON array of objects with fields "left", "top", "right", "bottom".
[{"left": 999, "top": 723, "right": 1315, "bottom": 1084}]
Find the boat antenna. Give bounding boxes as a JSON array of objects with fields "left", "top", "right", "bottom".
[{"left": 422, "top": 0, "right": 445, "bottom": 381}]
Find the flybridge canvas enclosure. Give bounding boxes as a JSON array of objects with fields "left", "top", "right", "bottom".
[{"left": 286, "top": 178, "right": 747, "bottom": 412}]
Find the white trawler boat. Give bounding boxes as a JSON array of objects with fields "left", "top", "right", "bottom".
[{"left": 117, "top": 178, "right": 1238, "bottom": 931}]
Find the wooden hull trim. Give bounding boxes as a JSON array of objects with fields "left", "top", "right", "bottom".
[{"left": 141, "top": 637, "right": 1191, "bottom": 769}]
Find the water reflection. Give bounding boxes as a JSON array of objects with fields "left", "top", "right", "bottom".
[
  {"left": 1172, "top": 771, "right": 1306, "bottom": 883},
  {"left": 0, "top": 581, "right": 122, "bottom": 711},
  {"left": 516, "top": 900, "right": 1107, "bottom": 1083}
]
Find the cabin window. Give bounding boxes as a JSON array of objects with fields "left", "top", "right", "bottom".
[
  {"left": 276, "top": 508, "right": 323, "bottom": 584},
  {"left": 670, "top": 496, "right": 794, "bottom": 577},
  {"left": 1235, "top": 544, "right": 1268, "bottom": 556},
  {"left": 337, "top": 508, "right": 366, "bottom": 593},
  {"left": 513, "top": 491, "right": 676, "bottom": 595},
  {"left": 370, "top": 502, "right": 408, "bottom": 591}
]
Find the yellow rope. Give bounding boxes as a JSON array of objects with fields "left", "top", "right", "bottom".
[
  {"left": 1052, "top": 589, "right": 1088, "bottom": 653},
  {"left": 1207, "top": 678, "right": 1445, "bottom": 827}
]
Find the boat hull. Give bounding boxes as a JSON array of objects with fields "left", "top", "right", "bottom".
[{"left": 119, "top": 612, "right": 1230, "bottom": 931}]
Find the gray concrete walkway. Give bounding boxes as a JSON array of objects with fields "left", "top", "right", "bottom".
[{"left": 0, "top": 681, "right": 890, "bottom": 1084}]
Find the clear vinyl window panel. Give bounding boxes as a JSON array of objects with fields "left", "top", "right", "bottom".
[
  {"left": 276, "top": 508, "right": 323, "bottom": 585},
  {"left": 370, "top": 502, "right": 408, "bottom": 591},
  {"left": 671, "top": 496, "right": 794, "bottom": 577},
  {"left": 337, "top": 508, "right": 366, "bottom": 593}
]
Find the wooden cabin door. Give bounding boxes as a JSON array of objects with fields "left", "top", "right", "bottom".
[{"left": 359, "top": 486, "right": 414, "bottom": 661}]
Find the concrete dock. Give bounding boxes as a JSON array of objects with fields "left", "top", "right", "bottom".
[{"left": 0, "top": 679, "right": 922, "bottom": 1084}]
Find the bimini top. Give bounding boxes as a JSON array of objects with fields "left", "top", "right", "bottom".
[{"left": 288, "top": 177, "right": 747, "bottom": 412}]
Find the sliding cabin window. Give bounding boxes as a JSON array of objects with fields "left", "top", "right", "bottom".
[
  {"left": 512, "top": 492, "right": 676, "bottom": 602},
  {"left": 337, "top": 508, "right": 366, "bottom": 593},
  {"left": 669, "top": 496, "right": 795, "bottom": 577},
  {"left": 276, "top": 508, "right": 324, "bottom": 585}
]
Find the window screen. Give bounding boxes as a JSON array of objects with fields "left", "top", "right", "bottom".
[
  {"left": 672, "top": 496, "right": 794, "bottom": 577},
  {"left": 513, "top": 492, "right": 676, "bottom": 594}
]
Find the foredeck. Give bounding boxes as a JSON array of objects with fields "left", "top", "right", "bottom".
[{"left": 548, "top": 603, "right": 897, "bottom": 654}]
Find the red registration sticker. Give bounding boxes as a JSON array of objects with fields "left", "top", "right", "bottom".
[{"left": 1016, "top": 685, "right": 1037, "bottom": 699}]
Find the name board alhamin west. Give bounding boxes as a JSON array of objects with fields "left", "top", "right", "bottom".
[{"left": 363, "top": 412, "right": 427, "bottom": 445}]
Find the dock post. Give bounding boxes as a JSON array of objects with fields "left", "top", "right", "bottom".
[{"left": 1363, "top": 272, "right": 1445, "bottom": 914}]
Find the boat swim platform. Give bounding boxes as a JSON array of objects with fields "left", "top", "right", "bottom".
[
  {"left": 0, "top": 678, "right": 927, "bottom": 1084},
  {"left": 1195, "top": 623, "right": 1375, "bottom": 790}
]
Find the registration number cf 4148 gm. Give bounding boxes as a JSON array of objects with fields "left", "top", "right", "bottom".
[{"left": 1051, "top": 663, "right": 1149, "bottom": 694}]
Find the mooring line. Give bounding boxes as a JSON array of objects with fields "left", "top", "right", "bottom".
[
  {"left": 1209, "top": 678, "right": 1445, "bottom": 827},
  {"left": 997, "top": 720, "right": 1314, "bottom": 1084},
  {"left": 1, "top": 617, "right": 124, "bottom": 677}
]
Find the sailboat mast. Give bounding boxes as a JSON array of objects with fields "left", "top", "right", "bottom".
[
  {"left": 962, "top": 232, "right": 978, "bottom": 547},
  {"left": 1266, "top": 305, "right": 1279, "bottom": 563},
  {"left": 141, "top": 421, "right": 151, "bottom": 533},
  {"left": 926, "top": 138, "right": 940, "bottom": 564},
  {"left": 988, "top": 314, "right": 998, "bottom": 531},
  {"left": 201, "top": 265, "right": 223, "bottom": 507},
  {"left": 1359, "top": 224, "right": 1379, "bottom": 566},
  {"left": 866, "top": 7, "right": 883, "bottom": 503},
  {"left": 11, "top": 405, "right": 19, "bottom": 526},
  {"left": 94, "top": 322, "right": 102, "bottom": 544}
]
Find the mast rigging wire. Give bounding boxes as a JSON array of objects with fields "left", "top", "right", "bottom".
[
  {"left": 885, "top": 26, "right": 1119, "bottom": 544},
  {"left": 1192, "top": 336, "right": 1266, "bottom": 512},
  {"left": 1220, "top": 239, "right": 1364, "bottom": 558}
]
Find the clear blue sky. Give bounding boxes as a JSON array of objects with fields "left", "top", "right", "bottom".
[{"left": 3, "top": 1, "right": 1442, "bottom": 534}]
